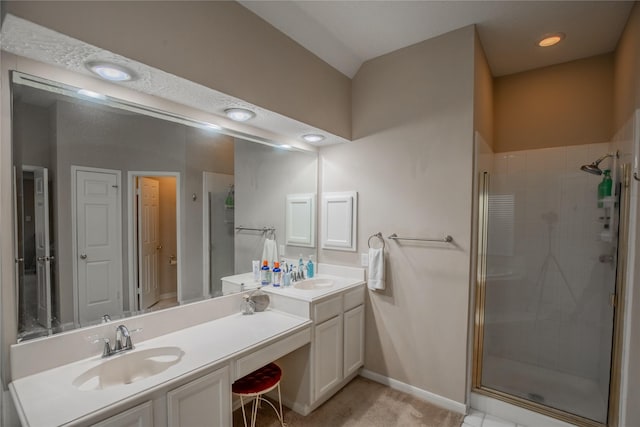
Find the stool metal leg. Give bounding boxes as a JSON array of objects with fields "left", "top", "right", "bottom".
[
  {"left": 251, "top": 396, "right": 259, "bottom": 427},
  {"left": 239, "top": 396, "right": 248, "bottom": 427}
]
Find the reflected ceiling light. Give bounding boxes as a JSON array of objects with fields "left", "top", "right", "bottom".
[
  {"left": 77, "top": 89, "right": 107, "bottom": 100},
  {"left": 537, "top": 32, "right": 565, "bottom": 47},
  {"left": 224, "top": 108, "right": 255, "bottom": 122},
  {"left": 302, "top": 134, "right": 325, "bottom": 143},
  {"left": 86, "top": 61, "right": 135, "bottom": 81},
  {"left": 279, "top": 144, "right": 292, "bottom": 149},
  {"left": 204, "top": 123, "right": 222, "bottom": 130}
]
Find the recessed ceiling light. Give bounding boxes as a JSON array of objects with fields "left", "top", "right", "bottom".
[
  {"left": 77, "top": 89, "right": 107, "bottom": 100},
  {"left": 224, "top": 108, "right": 256, "bottom": 122},
  {"left": 86, "top": 61, "right": 135, "bottom": 81},
  {"left": 302, "top": 134, "right": 325, "bottom": 143},
  {"left": 537, "top": 33, "right": 565, "bottom": 47}
]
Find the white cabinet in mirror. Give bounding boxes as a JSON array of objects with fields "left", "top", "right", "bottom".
[{"left": 11, "top": 71, "right": 318, "bottom": 341}]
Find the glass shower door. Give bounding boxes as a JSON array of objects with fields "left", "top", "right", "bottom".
[{"left": 475, "top": 153, "right": 619, "bottom": 425}]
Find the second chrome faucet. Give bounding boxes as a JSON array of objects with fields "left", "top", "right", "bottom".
[{"left": 102, "top": 325, "right": 134, "bottom": 358}]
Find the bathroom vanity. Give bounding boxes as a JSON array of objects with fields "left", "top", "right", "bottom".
[{"left": 8, "top": 265, "right": 365, "bottom": 426}]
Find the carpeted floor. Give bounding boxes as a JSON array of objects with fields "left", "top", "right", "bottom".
[{"left": 232, "top": 376, "right": 465, "bottom": 427}]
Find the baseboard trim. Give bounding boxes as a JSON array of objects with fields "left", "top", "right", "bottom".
[{"left": 359, "top": 369, "right": 467, "bottom": 415}]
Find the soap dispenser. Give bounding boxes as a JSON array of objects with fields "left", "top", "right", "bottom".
[{"left": 306, "top": 255, "right": 314, "bottom": 278}]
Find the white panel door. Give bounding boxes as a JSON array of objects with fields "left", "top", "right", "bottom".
[
  {"left": 343, "top": 304, "right": 365, "bottom": 377},
  {"left": 167, "top": 366, "right": 230, "bottom": 427},
  {"left": 138, "top": 177, "right": 160, "bottom": 309},
  {"left": 75, "top": 168, "right": 122, "bottom": 324},
  {"left": 91, "top": 401, "right": 153, "bottom": 427},
  {"left": 34, "top": 167, "right": 52, "bottom": 329},
  {"left": 314, "top": 315, "right": 343, "bottom": 400}
]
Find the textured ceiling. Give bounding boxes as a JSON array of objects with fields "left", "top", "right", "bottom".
[{"left": 240, "top": 1, "right": 634, "bottom": 78}]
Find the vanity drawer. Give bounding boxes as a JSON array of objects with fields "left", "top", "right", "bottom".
[
  {"left": 343, "top": 286, "right": 365, "bottom": 311},
  {"left": 313, "top": 296, "right": 342, "bottom": 323},
  {"left": 234, "top": 327, "right": 311, "bottom": 380}
]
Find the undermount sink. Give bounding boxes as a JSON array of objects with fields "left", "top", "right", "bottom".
[
  {"left": 293, "top": 278, "right": 334, "bottom": 290},
  {"left": 72, "top": 346, "right": 184, "bottom": 391}
]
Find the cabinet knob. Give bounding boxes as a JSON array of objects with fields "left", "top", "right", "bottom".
[{"left": 80, "top": 253, "right": 88, "bottom": 260}]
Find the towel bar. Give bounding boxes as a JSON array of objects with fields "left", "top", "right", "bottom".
[{"left": 387, "top": 233, "right": 453, "bottom": 243}]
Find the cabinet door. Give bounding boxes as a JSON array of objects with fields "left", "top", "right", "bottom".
[
  {"left": 91, "top": 401, "right": 153, "bottom": 427},
  {"left": 314, "top": 315, "right": 343, "bottom": 399},
  {"left": 167, "top": 366, "right": 230, "bottom": 427},
  {"left": 344, "top": 304, "right": 365, "bottom": 377}
]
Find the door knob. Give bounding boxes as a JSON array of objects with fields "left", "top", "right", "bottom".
[
  {"left": 80, "top": 253, "right": 88, "bottom": 260},
  {"left": 156, "top": 245, "right": 163, "bottom": 250},
  {"left": 37, "top": 256, "right": 46, "bottom": 262}
]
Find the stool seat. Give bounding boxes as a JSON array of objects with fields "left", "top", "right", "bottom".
[
  {"left": 232, "top": 363, "right": 285, "bottom": 427},
  {"left": 232, "top": 363, "right": 282, "bottom": 395}
]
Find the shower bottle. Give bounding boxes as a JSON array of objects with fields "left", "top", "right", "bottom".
[{"left": 598, "top": 170, "right": 612, "bottom": 208}]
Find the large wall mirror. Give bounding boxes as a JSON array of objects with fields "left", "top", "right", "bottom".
[{"left": 11, "top": 72, "right": 318, "bottom": 341}]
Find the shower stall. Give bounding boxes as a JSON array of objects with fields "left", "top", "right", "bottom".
[{"left": 473, "top": 142, "right": 627, "bottom": 427}]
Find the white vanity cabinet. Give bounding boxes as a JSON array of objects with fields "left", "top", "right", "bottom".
[
  {"left": 167, "top": 366, "right": 230, "bottom": 427},
  {"left": 310, "top": 285, "right": 365, "bottom": 404},
  {"left": 91, "top": 401, "right": 153, "bottom": 427},
  {"left": 87, "top": 366, "right": 230, "bottom": 427}
]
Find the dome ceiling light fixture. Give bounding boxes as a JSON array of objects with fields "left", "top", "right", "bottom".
[
  {"left": 302, "top": 134, "right": 325, "bottom": 143},
  {"left": 86, "top": 61, "right": 136, "bottom": 81},
  {"left": 224, "top": 108, "right": 256, "bottom": 122},
  {"left": 537, "top": 32, "right": 565, "bottom": 47}
]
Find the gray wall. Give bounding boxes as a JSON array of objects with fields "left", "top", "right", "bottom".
[{"left": 234, "top": 139, "right": 317, "bottom": 273}]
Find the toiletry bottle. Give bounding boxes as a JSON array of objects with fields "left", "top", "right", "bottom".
[
  {"left": 252, "top": 260, "right": 260, "bottom": 282},
  {"left": 306, "top": 255, "right": 314, "bottom": 278},
  {"left": 298, "top": 254, "right": 304, "bottom": 273},
  {"left": 598, "top": 170, "right": 612, "bottom": 208},
  {"left": 272, "top": 262, "right": 282, "bottom": 287},
  {"left": 240, "top": 294, "right": 255, "bottom": 315},
  {"left": 260, "top": 260, "right": 271, "bottom": 286},
  {"left": 283, "top": 269, "right": 291, "bottom": 287}
]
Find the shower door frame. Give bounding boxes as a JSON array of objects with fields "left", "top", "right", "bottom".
[{"left": 472, "top": 167, "right": 630, "bottom": 427}]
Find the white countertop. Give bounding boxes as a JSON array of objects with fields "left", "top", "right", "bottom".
[
  {"left": 10, "top": 310, "right": 311, "bottom": 427},
  {"left": 262, "top": 274, "right": 365, "bottom": 302}
]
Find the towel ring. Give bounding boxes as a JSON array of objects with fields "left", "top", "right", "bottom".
[{"left": 368, "top": 232, "right": 385, "bottom": 249}]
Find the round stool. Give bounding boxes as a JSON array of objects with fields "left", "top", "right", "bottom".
[{"left": 232, "top": 362, "right": 285, "bottom": 427}]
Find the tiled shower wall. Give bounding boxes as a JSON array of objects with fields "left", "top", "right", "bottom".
[{"left": 483, "top": 142, "right": 617, "bottom": 382}]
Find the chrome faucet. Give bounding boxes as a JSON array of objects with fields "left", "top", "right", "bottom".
[{"left": 102, "top": 325, "right": 134, "bottom": 358}]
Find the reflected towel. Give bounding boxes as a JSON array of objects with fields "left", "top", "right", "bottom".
[
  {"left": 368, "top": 247, "right": 385, "bottom": 291},
  {"left": 261, "top": 238, "right": 279, "bottom": 266}
]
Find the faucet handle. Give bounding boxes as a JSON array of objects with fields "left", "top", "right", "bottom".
[{"left": 102, "top": 338, "right": 112, "bottom": 358}]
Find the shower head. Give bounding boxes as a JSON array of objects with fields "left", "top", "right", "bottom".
[{"left": 580, "top": 153, "right": 613, "bottom": 175}]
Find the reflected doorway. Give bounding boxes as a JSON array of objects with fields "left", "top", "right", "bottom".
[
  {"left": 129, "top": 173, "right": 180, "bottom": 312},
  {"left": 16, "top": 165, "right": 57, "bottom": 340},
  {"left": 203, "top": 172, "right": 235, "bottom": 297}
]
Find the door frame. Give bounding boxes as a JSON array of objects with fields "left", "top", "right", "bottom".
[
  {"left": 127, "top": 171, "right": 181, "bottom": 310},
  {"left": 471, "top": 169, "right": 629, "bottom": 427},
  {"left": 71, "top": 165, "right": 122, "bottom": 327}
]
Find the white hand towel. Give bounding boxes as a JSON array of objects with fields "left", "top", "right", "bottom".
[
  {"left": 368, "top": 247, "right": 385, "bottom": 291},
  {"left": 261, "top": 238, "right": 279, "bottom": 266}
]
